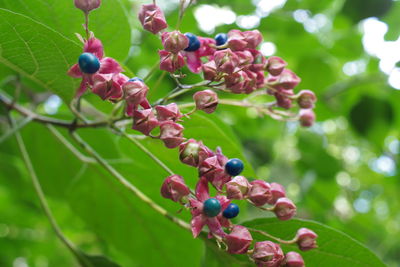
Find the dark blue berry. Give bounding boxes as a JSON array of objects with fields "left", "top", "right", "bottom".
[
  {"left": 215, "top": 33, "right": 228, "bottom": 46},
  {"left": 78, "top": 53, "right": 100, "bottom": 74},
  {"left": 184, "top": 33, "right": 201, "bottom": 52},
  {"left": 223, "top": 203, "right": 240, "bottom": 219},
  {"left": 225, "top": 158, "right": 244, "bottom": 176},
  {"left": 128, "top": 77, "right": 143, "bottom": 82},
  {"left": 203, "top": 198, "right": 221, "bottom": 217}
]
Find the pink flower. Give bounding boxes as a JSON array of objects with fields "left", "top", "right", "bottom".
[
  {"left": 244, "top": 70, "right": 259, "bottom": 94},
  {"left": 179, "top": 139, "right": 213, "bottom": 167},
  {"left": 214, "top": 49, "right": 239, "bottom": 74},
  {"left": 285, "top": 252, "right": 305, "bottom": 267},
  {"left": 189, "top": 177, "right": 230, "bottom": 237},
  {"left": 273, "top": 197, "right": 296, "bottom": 220},
  {"left": 295, "top": 228, "right": 318, "bottom": 251},
  {"left": 138, "top": 4, "right": 167, "bottom": 34},
  {"left": 193, "top": 89, "right": 219, "bottom": 114},
  {"left": 74, "top": 0, "right": 101, "bottom": 13},
  {"left": 225, "top": 71, "right": 248, "bottom": 94},
  {"left": 243, "top": 30, "right": 263, "bottom": 49},
  {"left": 155, "top": 103, "right": 182, "bottom": 122},
  {"left": 91, "top": 73, "right": 125, "bottom": 101},
  {"left": 67, "top": 37, "right": 122, "bottom": 97},
  {"left": 159, "top": 50, "right": 186, "bottom": 73},
  {"left": 274, "top": 91, "right": 294, "bottom": 109},
  {"left": 160, "top": 174, "right": 190, "bottom": 202},
  {"left": 227, "top": 30, "right": 247, "bottom": 51},
  {"left": 225, "top": 225, "right": 253, "bottom": 254},
  {"left": 235, "top": 50, "right": 254, "bottom": 66},
  {"left": 299, "top": 109, "right": 316, "bottom": 127},
  {"left": 123, "top": 80, "right": 149, "bottom": 116},
  {"left": 225, "top": 176, "right": 251, "bottom": 200},
  {"left": 297, "top": 90, "right": 317, "bottom": 109},
  {"left": 185, "top": 37, "right": 216, "bottom": 73},
  {"left": 267, "top": 69, "right": 301, "bottom": 91},
  {"left": 266, "top": 56, "right": 287, "bottom": 76},
  {"left": 159, "top": 121, "right": 185, "bottom": 148},
  {"left": 132, "top": 109, "right": 159, "bottom": 136},
  {"left": 202, "top": 61, "right": 218, "bottom": 81},
  {"left": 269, "top": 182, "right": 286, "bottom": 204},
  {"left": 252, "top": 241, "right": 284, "bottom": 267},
  {"left": 161, "top": 31, "right": 189, "bottom": 53},
  {"left": 199, "top": 155, "right": 231, "bottom": 190},
  {"left": 248, "top": 180, "right": 272, "bottom": 206}
]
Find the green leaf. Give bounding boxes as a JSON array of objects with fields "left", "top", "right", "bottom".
[
  {"left": 0, "top": 0, "right": 131, "bottom": 61},
  {"left": 0, "top": 9, "right": 81, "bottom": 101},
  {"left": 81, "top": 253, "right": 121, "bottom": 267},
  {"left": 243, "top": 218, "right": 385, "bottom": 267}
]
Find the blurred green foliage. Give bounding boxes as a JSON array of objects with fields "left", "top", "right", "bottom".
[{"left": 0, "top": 0, "right": 400, "bottom": 266}]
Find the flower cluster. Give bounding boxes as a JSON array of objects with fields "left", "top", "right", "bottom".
[
  {"left": 67, "top": 2, "right": 319, "bottom": 266},
  {"left": 160, "top": 136, "right": 318, "bottom": 266}
]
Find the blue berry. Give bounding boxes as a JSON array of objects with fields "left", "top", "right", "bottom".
[
  {"left": 203, "top": 198, "right": 221, "bottom": 217},
  {"left": 128, "top": 77, "right": 143, "bottom": 82},
  {"left": 223, "top": 203, "right": 240, "bottom": 219},
  {"left": 184, "top": 33, "right": 201, "bottom": 52},
  {"left": 215, "top": 33, "right": 228, "bottom": 46},
  {"left": 78, "top": 53, "right": 100, "bottom": 74},
  {"left": 225, "top": 158, "right": 244, "bottom": 176}
]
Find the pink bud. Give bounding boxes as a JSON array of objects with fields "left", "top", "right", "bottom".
[
  {"left": 235, "top": 50, "right": 254, "bottom": 66},
  {"left": 243, "top": 70, "right": 258, "bottom": 94},
  {"left": 202, "top": 61, "right": 218, "bottom": 81},
  {"left": 295, "top": 228, "right": 318, "bottom": 251},
  {"left": 275, "top": 91, "right": 294, "bottom": 110},
  {"left": 138, "top": 4, "right": 167, "bottom": 34},
  {"left": 269, "top": 183, "right": 286, "bottom": 204},
  {"left": 225, "top": 70, "right": 248, "bottom": 94},
  {"left": 225, "top": 176, "right": 251, "bottom": 200},
  {"left": 161, "top": 31, "right": 189, "bottom": 54},
  {"left": 252, "top": 241, "right": 284, "bottom": 267},
  {"left": 297, "top": 90, "right": 317, "bottom": 109},
  {"left": 225, "top": 225, "right": 253, "bottom": 254},
  {"left": 160, "top": 174, "right": 190, "bottom": 202},
  {"left": 74, "top": 0, "right": 101, "bottom": 13},
  {"left": 159, "top": 121, "right": 185, "bottom": 149},
  {"left": 155, "top": 103, "right": 182, "bottom": 122},
  {"left": 227, "top": 30, "right": 247, "bottom": 51},
  {"left": 248, "top": 180, "right": 272, "bottom": 206},
  {"left": 285, "top": 252, "right": 305, "bottom": 267},
  {"left": 91, "top": 74, "right": 123, "bottom": 101},
  {"left": 214, "top": 49, "right": 239, "bottom": 74},
  {"left": 132, "top": 109, "right": 159, "bottom": 136},
  {"left": 243, "top": 30, "right": 263, "bottom": 49},
  {"left": 273, "top": 197, "right": 296, "bottom": 220},
  {"left": 193, "top": 89, "right": 218, "bottom": 114},
  {"left": 179, "top": 139, "right": 212, "bottom": 167},
  {"left": 249, "top": 49, "right": 267, "bottom": 72},
  {"left": 266, "top": 56, "right": 287, "bottom": 76},
  {"left": 159, "top": 50, "right": 185, "bottom": 73},
  {"left": 299, "top": 109, "right": 316, "bottom": 127},
  {"left": 123, "top": 80, "right": 149, "bottom": 116},
  {"left": 270, "top": 69, "right": 301, "bottom": 90}
]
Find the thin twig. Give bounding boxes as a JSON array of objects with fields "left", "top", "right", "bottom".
[
  {"left": 247, "top": 227, "right": 295, "bottom": 245},
  {"left": 9, "top": 115, "right": 91, "bottom": 267}
]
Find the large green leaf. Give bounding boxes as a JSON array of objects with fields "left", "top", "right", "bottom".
[
  {"left": 0, "top": 9, "right": 81, "bottom": 101},
  {"left": 242, "top": 218, "right": 385, "bottom": 267},
  {"left": 0, "top": 0, "right": 131, "bottom": 61}
]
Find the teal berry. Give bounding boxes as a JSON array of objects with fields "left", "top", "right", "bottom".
[
  {"left": 203, "top": 198, "right": 221, "bottom": 217},
  {"left": 215, "top": 33, "right": 228, "bottom": 46},
  {"left": 225, "top": 158, "right": 244, "bottom": 176},
  {"left": 184, "top": 33, "right": 201, "bottom": 52},
  {"left": 78, "top": 53, "right": 100, "bottom": 74},
  {"left": 128, "top": 77, "right": 144, "bottom": 82},
  {"left": 223, "top": 203, "right": 240, "bottom": 219}
]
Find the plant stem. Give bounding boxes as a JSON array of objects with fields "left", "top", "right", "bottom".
[
  {"left": 247, "top": 227, "right": 295, "bottom": 245},
  {"left": 0, "top": 115, "right": 33, "bottom": 144},
  {"left": 69, "top": 131, "right": 191, "bottom": 231}
]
